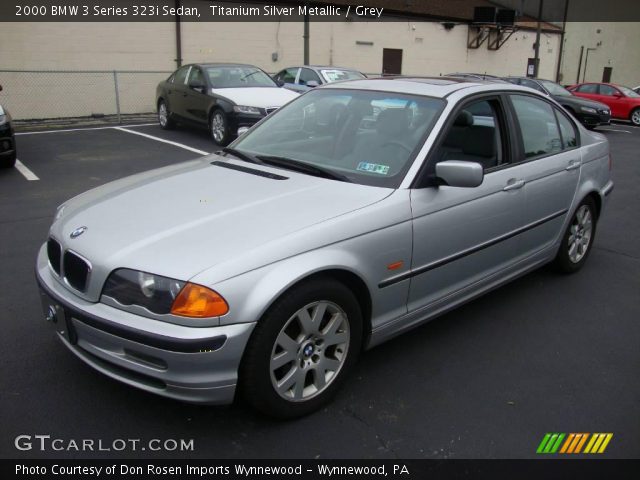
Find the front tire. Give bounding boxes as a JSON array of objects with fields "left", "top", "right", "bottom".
[
  {"left": 0, "top": 150, "right": 16, "bottom": 169},
  {"left": 240, "top": 278, "right": 363, "bottom": 418},
  {"left": 630, "top": 108, "right": 640, "bottom": 126},
  {"left": 210, "top": 110, "right": 231, "bottom": 146},
  {"left": 553, "top": 197, "right": 597, "bottom": 273}
]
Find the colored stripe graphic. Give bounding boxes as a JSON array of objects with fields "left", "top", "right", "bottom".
[{"left": 539, "top": 433, "right": 613, "bottom": 454}]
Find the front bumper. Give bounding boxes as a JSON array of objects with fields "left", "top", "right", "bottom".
[
  {"left": 36, "top": 245, "right": 255, "bottom": 405},
  {"left": 579, "top": 111, "right": 611, "bottom": 127}
]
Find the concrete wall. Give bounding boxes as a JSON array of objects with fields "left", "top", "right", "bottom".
[
  {"left": 0, "top": 20, "right": 560, "bottom": 119},
  {"left": 558, "top": 22, "right": 640, "bottom": 88}
]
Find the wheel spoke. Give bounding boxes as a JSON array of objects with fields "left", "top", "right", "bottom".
[
  {"left": 275, "top": 331, "right": 299, "bottom": 354},
  {"left": 277, "top": 366, "right": 299, "bottom": 394},
  {"left": 297, "top": 307, "right": 317, "bottom": 336},
  {"left": 320, "top": 357, "right": 341, "bottom": 372},
  {"left": 313, "top": 368, "right": 327, "bottom": 391},
  {"left": 270, "top": 349, "right": 295, "bottom": 370}
]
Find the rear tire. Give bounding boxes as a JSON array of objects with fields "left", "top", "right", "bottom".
[
  {"left": 240, "top": 278, "right": 362, "bottom": 418},
  {"left": 630, "top": 108, "right": 640, "bottom": 126},
  {"left": 157, "top": 100, "right": 175, "bottom": 130},
  {"left": 553, "top": 197, "right": 597, "bottom": 273}
]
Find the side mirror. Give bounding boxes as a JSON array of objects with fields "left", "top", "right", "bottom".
[
  {"left": 613, "top": 92, "right": 623, "bottom": 98},
  {"left": 189, "top": 80, "right": 205, "bottom": 93},
  {"left": 276, "top": 79, "right": 285, "bottom": 87},
  {"left": 306, "top": 80, "right": 319, "bottom": 88},
  {"left": 435, "top": 160, "right": 484, "bottom": 188}
]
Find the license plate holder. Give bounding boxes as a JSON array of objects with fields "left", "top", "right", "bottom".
[{"left": 39, "top": 288, "right": 77, "bottom": 345}]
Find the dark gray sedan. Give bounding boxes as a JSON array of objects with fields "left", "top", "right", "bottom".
[{"left": 505, "top": 77, "right": 611, "bottom": 129}]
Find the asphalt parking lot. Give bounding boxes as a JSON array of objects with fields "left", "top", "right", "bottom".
[{"left": 1, "top": 121, "right": 638, "bottom": 460}]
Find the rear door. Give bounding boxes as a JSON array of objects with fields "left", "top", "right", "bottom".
[{"left": 507, "top": 94, "right": 581, "bottom": 259}]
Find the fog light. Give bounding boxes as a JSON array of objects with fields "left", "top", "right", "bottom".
[{"left": 237, "top": 126, "right": 250, "bottom": 136}]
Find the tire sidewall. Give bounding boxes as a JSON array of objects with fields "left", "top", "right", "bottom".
[
  {"left": 158, "top": 100, "right": 173, "bottom": 130},
  {"left": 555, "top": 197, "right": 597, "bottom": 273},
  {"left": 240, "top": 279, "right": 363, "bottom": 418},
  {"left": 630, "top": 108, "right": 640, "bottom": 126},
  {"left": 210, "top": 110, "right": 230, "bottom": 146}
]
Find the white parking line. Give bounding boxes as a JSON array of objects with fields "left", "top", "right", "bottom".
[
  {"left": 14, "top": 159, "right": 39, "bottom": 181},
  {"left": 114, "top": 127, "right": 211, "bottom": 156},
  {"left": 15, "top": 123, "right": 157, "bottom": 136},
  {"left": 599, "top": 127, "right": 632, "bottom": 134}
]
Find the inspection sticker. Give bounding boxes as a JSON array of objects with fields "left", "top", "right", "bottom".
[{"left": 357, "top": 162, "right": 390, "bottom": 175}]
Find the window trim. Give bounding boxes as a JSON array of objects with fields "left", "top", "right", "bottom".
[
  {"left": 506, "top": 92, "right": 580, "bottom": 164},
  {"left": 412, "top": 92, "right": 513, "bottom": 188}
]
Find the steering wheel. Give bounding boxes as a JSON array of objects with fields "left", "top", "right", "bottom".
[{"left": 379, "top": 141, "right": 412, "bottom": 155}]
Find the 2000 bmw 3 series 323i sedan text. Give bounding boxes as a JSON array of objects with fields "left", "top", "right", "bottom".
[{"left": 37, "top": 77, "right": 613, "bottom": 418}]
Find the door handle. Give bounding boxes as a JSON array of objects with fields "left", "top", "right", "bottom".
[
  {"left": 503, "top": 179, "right": 525, "bottom": 191},
  {"left": 565, "top": 160, "right": 581, "bottom": 171}
]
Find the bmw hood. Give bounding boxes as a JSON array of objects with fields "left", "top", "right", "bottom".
[
  {"left": 212, "top": 87, "right": 299, "bottom": 108},
  {"left": 51, "top": 156, "right": 391, "bottom": 297}
]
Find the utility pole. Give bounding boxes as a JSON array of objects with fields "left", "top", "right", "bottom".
[
  {"left": 174, "top": 0, "right": 182, "bottom": 68},
  {"left": 303, "top": 2, "right": 310, "bottom": 65},
  {"left": 533, "top": 0, "right": 544, "bottom": 77}
]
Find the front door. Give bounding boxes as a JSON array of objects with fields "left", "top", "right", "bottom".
[
  {"left": 382, "top": 48, "right": 403, "bottom": 75},
  {"left": 184, "top": 66, "right": 209, "bottom": 124},
  {"left": 408, "top": 96, "right": 526, "bottom": 312}
]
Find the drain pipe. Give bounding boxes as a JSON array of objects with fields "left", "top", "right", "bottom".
[{"left": 174, "top": 0, "right": 183, "bottom": 68}]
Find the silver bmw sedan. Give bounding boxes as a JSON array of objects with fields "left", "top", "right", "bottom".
[{"left": 36, "top": 77, "right": 613, "bottom": 418}]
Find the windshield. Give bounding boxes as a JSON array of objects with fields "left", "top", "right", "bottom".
[
  {"left": 618, "top": 85, "right": 640, "bottom": 98},
  {"left": 540, "top": 80, "right": 572, "bottom": 96},
  {"left": 320, "top": 69, "right": 366, "bottom": 83},
  {"left": 231, "top": 89, "right": 445, "bottom": 188},
  {"left": 205, "top": 66, "right": 276, "bottom": 88}
]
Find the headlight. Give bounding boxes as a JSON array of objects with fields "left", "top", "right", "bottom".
[
  {"left": 233, "top": 105, "right": 261, "bottom": 115},
  {"left": 580, "top": 106, "right": 597, "bottom": 114},
  {"left": 102, "top": 268, "right": 229, "bottom": 318},
  {"left": 0, "top": 115, "right": 7, "bottom": 126}
]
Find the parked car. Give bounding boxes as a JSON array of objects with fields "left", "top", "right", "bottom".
[
  {"left": 273, "top": 65, "right": 366, "bottom": 93},
  {"left": 0, "top": 84, "right": 17, "bottom": 169},
  {"left": 38, "top": 77, "right": 612, "bottom": 418},
  {"left": 566, "top": 82, "right": 640, "bottom": 126},
  {"left": 156, "top": 63, "right": 299, "bottom": 145},
  {"left": 504, "top": 77, "right": 610, "bottom": 129}
]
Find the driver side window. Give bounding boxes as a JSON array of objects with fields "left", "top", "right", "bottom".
[{"left": 434, "top": 99, "right": 504, "bottom": 171}]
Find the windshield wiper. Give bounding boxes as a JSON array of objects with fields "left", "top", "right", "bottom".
[
  {"left": 221, "top": 147, "right": 263, "bottom": 165},
  {"left": 255, "top": 155, "right": 351, "bottom": 182}
]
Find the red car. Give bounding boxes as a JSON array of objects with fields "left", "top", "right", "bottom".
[{"left": 567, "top": 82, "right": 640, "bottom": 126}]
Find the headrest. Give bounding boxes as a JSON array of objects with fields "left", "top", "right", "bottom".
[
  {"left": 454, "top": 110, "right": 474, "bottom": 127},
  {"left": 462, "top": 126, "right": 496, "bottom": 158},
  {"left": 376, "top": 108, "right": 409, "bottom": 137}
]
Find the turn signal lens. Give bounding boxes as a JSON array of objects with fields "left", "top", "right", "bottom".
[{"left": 170, "top": 283, "right": 229, "bottom": 318}]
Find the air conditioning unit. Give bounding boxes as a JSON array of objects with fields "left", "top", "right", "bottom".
[{"left": 473, "top": 6, "right": 497, "bottom": 24}]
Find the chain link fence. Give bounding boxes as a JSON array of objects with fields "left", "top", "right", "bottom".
[{"left": 0, "top": 70, "right": 172, "bottom": 123}]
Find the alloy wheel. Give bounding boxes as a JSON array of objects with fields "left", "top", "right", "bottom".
[
  {"left": 269, "top": 301, "right": 350, "bottom": 402},
  {"left": 568, "top": 205, "right": 593, "bottom": 263},
  {"left": 211, "top": 112, "right": 226, "bottom": 143}
]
